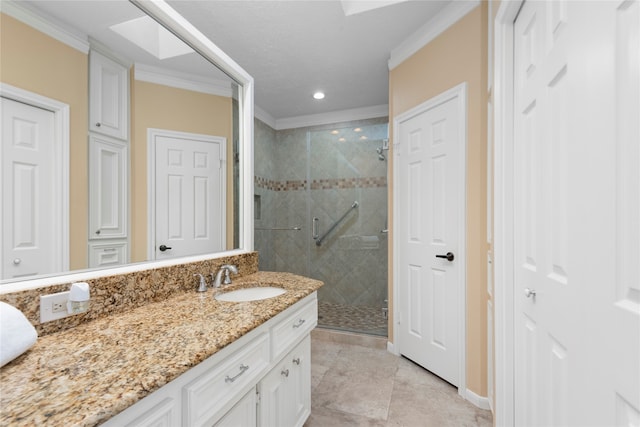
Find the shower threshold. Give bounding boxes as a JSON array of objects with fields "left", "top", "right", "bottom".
[{"left": 317, "top": 301, "right": 388, "bottom": 337}]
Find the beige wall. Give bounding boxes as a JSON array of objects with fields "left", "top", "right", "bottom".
[
  {"left": 130, "top": 79, "right": 234, "bottom": 262},
  {"left": 0, "top": 13, "right": 89, "bottom": 270},
  {"left": 388, "top": 4, "right": 489, "bottom": 396}
]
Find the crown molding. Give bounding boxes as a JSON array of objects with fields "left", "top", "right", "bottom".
[
  {"left": 254, "top": 105, "right": 277, "bottom": 129},
  {"left": 274, "top": 104, "right": 389, "bottom": 130},
  {"left": 134, "top": 63, "right": 233, "bottom": 97},
  {"left": 388, "top": 0, "right": 480, "bottom": 70},
  {"left": 0, "top": 0, "right": 90, "bottom": 54}
]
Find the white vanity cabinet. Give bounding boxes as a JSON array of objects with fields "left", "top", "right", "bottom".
[
  {"left": 214, "top": 388, "right": 258, "bottom": 427},
  {"left": 258, "top": 336, "right": 311, "bottom": 427},
  {"left": 89, "top": 50, "right": 129, "bottom": 140},
  {"left": 102, "top": 293, "right": 317, "bottom": 427}
]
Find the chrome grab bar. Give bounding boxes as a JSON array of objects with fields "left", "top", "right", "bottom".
[
  {"left": 255, "top": 226, "right": 301, "bottom": 231},
  {"left": 312, "top": 217, "right": 319, "bottom": 240},
  {"left": 314, "top": 201, "right": 359, "bottom": 247}
]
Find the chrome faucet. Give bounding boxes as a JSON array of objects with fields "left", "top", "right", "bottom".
[
  {"left": 212, "top": 264, "right": 238, "bottom": 288},
  {"left": 194, "top": 273, "right": 207, "bottom": 292}
]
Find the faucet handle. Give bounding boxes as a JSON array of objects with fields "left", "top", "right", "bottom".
[
  {"left": 221, "top": 264, "right": 238, "bottom": 285},
  {"left": 194, "top": 273, "right": 207, "bottom": 292}
]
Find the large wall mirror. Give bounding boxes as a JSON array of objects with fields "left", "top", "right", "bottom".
[{"left": 0, "top": 0, "right": 254, "bottom": 288}]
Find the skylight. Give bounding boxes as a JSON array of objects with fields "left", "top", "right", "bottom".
[
  {"left": 340, "top": 0, "right": 409, "bottom": 16},
  {"left": 110, "top": 16, "right": 193, "bottom": 60}
]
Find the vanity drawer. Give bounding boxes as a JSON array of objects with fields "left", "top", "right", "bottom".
[
  {"left": 271, "top": 298, "right": 317, "bottom": 361},
  {"left": 88, "top": 241, "right": 128, "bottom": 268},
  {"left": 182, "top": 332, "right": 269, "bottom": 427}
]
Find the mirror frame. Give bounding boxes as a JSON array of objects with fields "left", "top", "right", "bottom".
[{"left": 0, "top": 0, "right": 254, "bottom": 293}]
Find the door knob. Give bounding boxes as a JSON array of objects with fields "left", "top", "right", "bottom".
[
  {"left": 524, "top": 288, "right": 536, "bottom": 298},
  {"left": 159, "top": 245, "right": 172, "bottom": 252},
  {"left": 435, "top": 252, "right": 455, "bottom": 262}
]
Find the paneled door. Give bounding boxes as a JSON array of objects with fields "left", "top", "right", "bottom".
[
  {"left": 513, "top": 1, "right": 639, "bottom": 424},
  {"left": 151, "top": 130, "right": 226, "bottom": 259},
  {"left": 1, "top": 97, "right": 58, "bottom": 279},
  {"left": 396, "top": 85, "right": 466, "bottom": 387}
]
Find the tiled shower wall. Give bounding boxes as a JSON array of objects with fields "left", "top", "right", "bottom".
[{"left": 254, "top": 117, "right": 388, "bottom": 318}]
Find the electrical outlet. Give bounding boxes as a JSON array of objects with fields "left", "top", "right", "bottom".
[
  {"left": 40, "top": 291, "right": 70, "bottom": 323},
  {"left": 52, "top": 302, "right": 66, "bottom": 313}
]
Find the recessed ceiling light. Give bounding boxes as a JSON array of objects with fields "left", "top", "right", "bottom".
[
  {"left": 354, "top": 127, "right": 362, "bottom": 132},
  {"left": 313, "top": 91, "right": 325, "bottom": 100},
  {"left": 331, "top": 130, "right": 339, "bottom": 135},
  {"left": 338, "top": 137, "right": 346, "bottom": 142},
  {"left": 359, "top": 135, "right": 368, "bottom": 140}
]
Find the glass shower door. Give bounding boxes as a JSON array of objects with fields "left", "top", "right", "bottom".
[{"left": 307, "top": 123, "right": 388, "bottom": 336}]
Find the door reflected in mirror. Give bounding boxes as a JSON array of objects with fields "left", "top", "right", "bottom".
[{"left": 0, "top": 0, "right": 242, "bottom": 283}]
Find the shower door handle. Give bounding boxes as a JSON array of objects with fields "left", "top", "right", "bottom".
[{"left": 312, "top": 217, "right": 320, "bottom": 240}]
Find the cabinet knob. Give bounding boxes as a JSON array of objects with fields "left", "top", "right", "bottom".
[
  {"left": 95, "top": 229, "right": 101, "bottom": 235},
  {"left": 13, "top": 258, "right": 21, "bottom": 265},
  {"left": 281, "top": 369, "right": 289, "bottom": 377},
  {"left": 292, "top": 357, "right": 301, "bottom": 365},
  {"left": 95, "top": 122, "right": 101, "bottom": 127}
]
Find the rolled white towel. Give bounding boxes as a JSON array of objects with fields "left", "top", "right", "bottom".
[{"left": 0, "top": 301, "right": 37, "bottom": 367}]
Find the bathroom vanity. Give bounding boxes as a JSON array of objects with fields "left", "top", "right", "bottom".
[{"left": 0, "top": 272, "right": 322, "bottom": 426}]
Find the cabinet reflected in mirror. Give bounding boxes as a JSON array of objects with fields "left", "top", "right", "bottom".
[{"left": 0, "top": 0, "right": 242, "bottom": 283}]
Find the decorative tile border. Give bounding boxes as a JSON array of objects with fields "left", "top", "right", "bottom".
[
  {"left": 310, "top": 177, "right": 387, "bottom": 190},
  {"left": 255, "top": 176, "right": 306, "bottom": 191},
  {"left": 255, "top": 175, "right": 386, "bottom": 191}
]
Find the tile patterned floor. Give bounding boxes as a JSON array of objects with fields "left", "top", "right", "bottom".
[
  {"left": 305, "top": 330, "right": 493, "bottom": 427},
  {"left": 318, "top": 302, "right": 388, "bottom": 336}
]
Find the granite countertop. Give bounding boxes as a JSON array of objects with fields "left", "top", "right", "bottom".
[{"left": 0, "top": 271, "right": 323, "bottom": 427}]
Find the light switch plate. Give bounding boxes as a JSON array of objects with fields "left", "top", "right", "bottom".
[{"left": 40, "top": 291, "right": 70, "bottom": 323}]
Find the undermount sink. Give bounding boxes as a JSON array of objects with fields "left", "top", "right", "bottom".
[{"left": 215, "top": 286, "right": 286, "bottom": 302}]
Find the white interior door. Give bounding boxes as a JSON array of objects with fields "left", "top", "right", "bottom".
[
  {"left": 513, "top": 1, "right": 640, "bottom": 425},
  {"left": 1, "top": 97, "right": 58, "bottom": 279},
  {"left": 152, "top": 130, "right": 226, "bottom": 259},
  {"left": 395, "top": 85, "right": 466, "bottom": 388}
]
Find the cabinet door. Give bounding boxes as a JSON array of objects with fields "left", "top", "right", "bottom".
[
  {"left": 89, "top": 134, "right": 128, "bottom": 239},
  {"left": 214, "top": 388, "right": 257, "bottom": 427},
  {"left": 258, "top": 359, "right": 291, "bottom": 427},
  {"left": 89, "top": 51, "right": 128, "bottom": 140},
  {"left": 258, "top": 336, "right": 311, "bottom": 427},
  {"left": 289, "top": 336, "right": 311, "bottom": 427}
]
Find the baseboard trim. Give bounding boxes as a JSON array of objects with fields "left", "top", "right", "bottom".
[
  {"left": 465, "top": 389, "right": 492, "bottom": 410},
  {"left": 386, "top": 340, "right": 399, "bottom": 355}
]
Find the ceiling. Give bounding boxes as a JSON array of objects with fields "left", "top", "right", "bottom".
[
  {"left": 167, "top": 0, "right": 452, "bottom": 122},
  {"left": 15, "top": 0, "right": 456, "bottom": 124}
]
